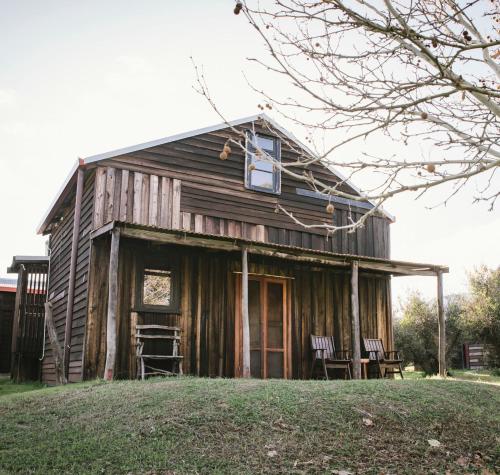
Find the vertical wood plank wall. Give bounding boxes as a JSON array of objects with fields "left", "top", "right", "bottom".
[
  {"left": 83, "top": 241, "right": 392, "bottom": 380},
  {"left": 92, "top": 165, "right": 390, "bottom": 258},
  {"left": 0, "top": 290, "right": 16, "bottom": 373}
]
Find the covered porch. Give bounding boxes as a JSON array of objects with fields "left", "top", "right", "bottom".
[{"left": 86, "top": 221, "right": 449, "bottom": 380}]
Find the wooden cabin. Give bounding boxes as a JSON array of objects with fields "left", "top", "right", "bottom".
[{"left": 35, "top": 114, "right": 448, "bottom": 384}]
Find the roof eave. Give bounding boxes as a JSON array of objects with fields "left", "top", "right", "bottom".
[{"left": 37, "top": 159, "right": 84, "bottom": 235}]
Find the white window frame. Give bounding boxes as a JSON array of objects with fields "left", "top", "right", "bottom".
[{"left": 245, "top": 131, "right": 281, "bottom": 194}]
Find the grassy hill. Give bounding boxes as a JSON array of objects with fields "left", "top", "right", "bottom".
[{"left": 0, "top": 378, "right": 498, "bottom": 474}]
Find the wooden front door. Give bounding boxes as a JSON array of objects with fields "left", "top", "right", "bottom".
[{"left": 235, "top": 276, "right": 291, "bottom": 378}]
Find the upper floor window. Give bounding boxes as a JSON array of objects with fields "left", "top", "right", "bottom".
[{"left": 245, "top": 132, "right": 281, "bottom": 194}]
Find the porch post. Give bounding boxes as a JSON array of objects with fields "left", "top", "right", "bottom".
[
  {"left": 437, "top": 270, "right": 446, "bottom": 377},
  {"left": 350, "top": 261, "right": 361, "bottom": 379},
  {"left": 104, "top": 228, "right": 120, "bottom": 381},
  {"left": 241, "top": 247, "right": 251, "bottom": 378}
]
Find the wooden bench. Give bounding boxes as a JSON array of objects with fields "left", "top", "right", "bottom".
[
  {"left": 136, "top": 325, "right": 183, "bottom": 380},
  {"left": 310, "top": 335, "right": 352, "bottom": 380},
  {"left": 363, "top": 338, "right": 403, "bottom": 379}
]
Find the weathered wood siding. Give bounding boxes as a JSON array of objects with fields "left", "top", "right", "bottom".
[
  {"left": 0, "top": 290, "right": 16, "bottom": 373},
  {"left": 84, "top": 240, "right": 392, "bottom": 380},
  {"left": 42, "top": 173, "right": 94, "bottom": 384},
  {"left": 91, "top": 121, "right": 391, "bottom": 258}
]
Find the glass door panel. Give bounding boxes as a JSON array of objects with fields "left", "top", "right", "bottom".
[
  {"left": 238, "top": 276, "right": 288, "bottom": 379},
  {"left": 266, "top": 282, "right": 284, "bottom": 379},
  {"left": 248, "top": 279, "right": 262, "bottom": 378}
]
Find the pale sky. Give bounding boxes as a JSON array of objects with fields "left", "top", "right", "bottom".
[{"left": 1, "top": 1, "right": 498, "bottom": 307}]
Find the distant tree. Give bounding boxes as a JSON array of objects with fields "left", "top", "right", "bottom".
[
  {"left": 461, "top": 265, "right": 500, "bottom": 366},
  {"left": 394, "top": 292, "right": 464, "bottom": 374},
  {"left": 197, "top": 1, "right": 500, "bottom": 232}
]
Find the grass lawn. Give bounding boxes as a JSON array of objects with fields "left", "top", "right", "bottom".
[
  {"left": 0, "top": 378, "right": 498, "bottom": 474},
  {"left": 403, "top": 368, "right": 500, "bottom": 385},
  {"left": 0, "top": 376, "right": 45, "bottom": 397}
]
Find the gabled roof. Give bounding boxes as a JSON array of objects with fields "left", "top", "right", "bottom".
[{"left": 37, "top": 113, "right": 394, "bottom": 234}]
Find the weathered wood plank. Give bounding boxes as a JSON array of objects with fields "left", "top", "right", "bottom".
[
  {"left": 160, "top": 177, "right": 171, "bottom": 228},
  {"left": 171, "top": 179, "right": 181, "bottom": 229},
  {"left": 104, "top": 228, "right": 120, "bottom": 380},
  {"left": 241, "top": 247, "right": 250, "bottom": 378},
  {"left": 140, "top": 173, "right": 150, "bottom": 226},
  {"left": 437, "top": 271, "right": 446, "bottom": 377},
  {"left": 119, "top": 169, "right": 129, "bottom": 222},
  {"left": 182, "top": 212, "right": 191, "bottom": 231},
  {"left": 350, "top": 260, "right": 361, "bottom": 379},
  {"left": 149, "top": 174, "right": 159, "bottom": 226},
  {"left": 93, "top": 167, "right": 107, "bottom": 228},
  {"left": 105, "top": 168, "right": 116, "bottom": 224},
  {"left": 132, "top": 172, "right": 143, "bottom": 224},
  {"left": 194, "top": 214, "right": 204, "bottom": 233}
]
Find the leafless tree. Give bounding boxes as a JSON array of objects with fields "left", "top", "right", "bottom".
[{"left": 196, "top": 0, "right": 500, "bottom": 233}]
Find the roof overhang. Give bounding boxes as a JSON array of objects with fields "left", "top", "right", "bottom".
[
  {"left": 92, "top": 221, "right": 448, "bottom": 277},
  {"left": 37, "top": 114, "right": 394, "bottom": 235},
  {"left": 37, "top": 159, "right": 85, "bottom": 235},
  {"left": 7, "top": 255, "right": 50, "bottom": 273}
]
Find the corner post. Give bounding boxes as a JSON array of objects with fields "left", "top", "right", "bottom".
[
  {"left": 104, "top": 227, "right": 120, "bottom": 380},
  {"left": 63, "top": 166, "right": 85, "bottom": 378},
  {"left": 437, "top": 270, "right": 446, "bottom": 377},
  {"left": 11, "top": 265, "right": 26, "bottom": 382},
  {"left": 241, "top": 247, "right": 250, "bottom": 378},
  {"left": 350, "top": 261, "right": 361, "bottom": 379}
]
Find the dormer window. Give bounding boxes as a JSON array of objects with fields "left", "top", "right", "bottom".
[{"left": 245, "top": 132, "right": 281, "bottom": 194}]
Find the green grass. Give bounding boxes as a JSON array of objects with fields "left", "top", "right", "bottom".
[
  {"left": 403, "top": 368, "right": 500, "bottom": 385},
  {"left": 0, "top": 378, "right": 498, "bottom": 474},
  {"left": 450, "top": 369, "right": 500, "bottom": 384},
  {"left": 0, "top": 376, "right": 46, "bottom": 397}
]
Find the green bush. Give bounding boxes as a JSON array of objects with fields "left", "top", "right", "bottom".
[
  {"left": 394, "top": 266, "right": 500, "bottom": 374},
  {"left": 394, "top": 293, "right": 464, "bottom": 375}
]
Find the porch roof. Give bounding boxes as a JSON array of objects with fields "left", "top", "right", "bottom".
[
  {"left": 7, "top": 255, "right": 50, "bottom": 273},
  {"left": 92, "top": 221, "right": 448, "bottom": 277}
]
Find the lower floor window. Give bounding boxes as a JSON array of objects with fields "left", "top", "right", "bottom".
[
  {"left": 136, "top": 255, "right": 180, "bottom": 312},
  {"left": 143, "top": 269, "right": 172, "bottom": 307}
]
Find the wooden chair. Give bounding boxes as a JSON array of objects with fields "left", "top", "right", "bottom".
[
  {"left": 136, "top": 325, "right": 183, "bottom": 380},
  {"left": 310, "top": 335, "right": 352, "bottom": 380},
  {"left": 362, "top": 338, "right": 403, "bottom": 379}
]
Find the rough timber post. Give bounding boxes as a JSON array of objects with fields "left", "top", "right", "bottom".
[
  {"left": 351, "top": 261, "right": 361, "bottom": 379},
  {"left": 63, "top": 165, "right": 84, "bottom": 379},
  {"left": 241, "top": 247, "right": 250, "bottom": 378},
  {"left": 437, "top": 270, "right": 446, "bottom": 377},
  {"left": 104, "top": 228, "right": 120, "bottom": 380},
  {"left": 10, "top": 265, "right": 26, "bottom": 382}
]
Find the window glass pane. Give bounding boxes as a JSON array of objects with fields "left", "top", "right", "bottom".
[
  {"left": 249, "top": 280, "right": 261, "bottom": 347},
  {"left": 267, "top": 283, "right": 283, "bottom": 348},
  {"left": 256, "top": 135, "right": 275, "bottom": 152},
  {"left": 143, "top": 269, "right": 171, "bottom": 306},
  {"left": 253, "top": 158, "right": 274, "bottom": 173},
  {"left": 250, "top": 170, "right": 274, "bottom": 190}
]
